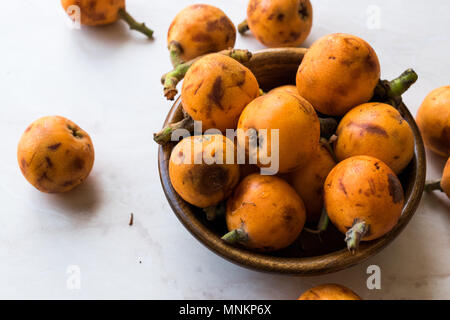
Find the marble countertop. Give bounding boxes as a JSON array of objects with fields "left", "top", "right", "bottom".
[{"left": 0, "top": 0, "right": 448, "bottom": 299}]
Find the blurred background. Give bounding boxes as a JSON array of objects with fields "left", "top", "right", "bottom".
[{"left": 0, "top": 0, "right": 448, "bottom": 299}]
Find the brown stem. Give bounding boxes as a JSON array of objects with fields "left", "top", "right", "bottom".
[
  {"left": 424, "top": 180, "right": 443, "bottom": 192},
  {"left": 203, "top": 201, "right": 227, "bottom": 221},
  {"left": 163, "top": 48, "right": 253, "bottom": 100},
  {"left": 153, "top": 115, "right": 194, "bottom": 145},
  {"left": 319, "top": 117, "right": 338, "bottom": 139},
  {"left": 238, "top": 19, "right": 249, "bottom": 34},
  {"left": 118, "top": 9, "right": 153, "bottom": 39},
  {"left": 320, "top": 137, "right": 337, "bottom": 162},
  {"left": 345, "top": 219, "right": 369, "bottom": 254}
]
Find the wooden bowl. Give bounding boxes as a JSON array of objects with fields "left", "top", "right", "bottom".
[{"left": 158, "top": 48, "right": 426, "bottom": 275}]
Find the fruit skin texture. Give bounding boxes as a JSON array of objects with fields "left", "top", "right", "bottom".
[
  {"left": 246, "top": 0, "right": 313, "bottom": 48},
  {"left": 167, "top": 4, "right": 236, "bottom": 62},
  {"left": 284, "top": 143, "right": 336, "bottom": 223},
  {"left": 182, "top": 53, "right": 260, "bottom": 132},
  {"left": 226, "top": 174, "right": 306, "bottom": 251},
  {"left": 61, "top": 0, "right": 125, "bottom": 26},
  {"left": 169, "top": 134, "right": 240, "bottom": 208},
  {"left": 416, "top": 86, "right": 450, "bottom": 157},
  {"left": 296, "top": 33, "right": 380, "bottom": 116},
  {"left": 335, "top": 102, "right": 414, "bottom": 174},
  {"left": 237, "top": 91, "right": 320, "bottom": 173},
  {"left": 17, "top": 116, "right": 95, "bottom": 193},
  {"left": 324, "top": 156, "right": 404, "bottom": 241},
  {"left": 298, "top": 284, "right": 362, "bottom": 300},
  {"left": 268, "top": 85, "right": 300, "bottom": 97},
  {"left": 441, "top": 157, "right": 450, "bottom": 198}
]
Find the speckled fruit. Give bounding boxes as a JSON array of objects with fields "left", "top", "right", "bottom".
[
  {"left": 181, "top": 53, "right": 260, "bottom": 132},
  {"left": 246, "top": 0, "right": 313, "bottom": 47},
  {"left": 334, "top": 102, "right": 414, "bottom": 174},
  {"left": 296, "top": 33, "right": 380, "bottom": 116},
  {"left": 416, "top": 85, "right": 450, "bottom": 157},
  {"left": 168, "top": 134, "right": 240, "bottom": 208},
  {"left": 237, "top": 91, "right": 320, "bottom": 173},
  {"left": 61, "top": 0, "right": 125, "bottom": 26},
  {"left": 226, "top": 174, "right": 306, "bottom": 251},
  {"left": 168, "top": 4, "right": 236, "bottom": 61},
  {"left": 17, "top": 116, "right": 95, "bottom": 193},
  {"left": 284, "top": 143, "right": 336, "bottom": 223},
  {"left": 324, "top": 156, "right": 404, "bottom": 242},
  {"left": 298, "top": 284, "right": 362, "bottom": 300}
]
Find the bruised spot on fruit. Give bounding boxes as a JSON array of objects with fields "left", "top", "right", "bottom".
[
  {"left": 298, "top": 2, "right": 309, "bottom": 19},
  {"left": 329, "top": 56, "right": 336, "bottom": 60},
  {"left": 368, "top": 178, "right": 376, "bottom": 195},
  {"left": 339, "top": 179, "right": 348, "bottom": 196},
  {"left": 25, "top": 125, "right": 33, "bottom": 132},
  {"left": 194, "top": 80, "right": 204, "bottom": 95},
  {"left": 208, "top": 76, "right": 224, "bottom": 110},
  {"left": 341, "top": 59, "right": 354, "bottom": 67},
  {"left": 45, "top": 157, "right": 53, "bottom": 168},
  {"left": 20, "top": 158, "right": 27, "bottom": 169},
  {"left": 248, "top": 0, "right": 258, "bottom": 14},
  {"left": 289, "top": 31, "right": 301, "bottom": 41},
  {"left": 348, "top": 122, "right": 389, "bottom": 138},
  {"left": 37, "top": 171, "right": 52, "bottom": 184},
  {"left": 365, "top": 53, "right": 379, "bottom": 72},
  {"left": 337, "top": 85, "right": 349, "bottom": 96},
  {"left": 388, "top": 174, "right": 403, "bottom": 204},
  {"left": 189, "top": 164, "right": 229, "bottom": 196},
  {"left": 61, "top": 180, "right": 75, "bottom": 187},
  {"left": 191, "top": 32, "right": 213, "bottom": 43},
  {"left": 48, "top": 143, "right": 62, "bottom": 151},
  {"left": 73, "top": 157, "right": 85, "bottom": 170}
]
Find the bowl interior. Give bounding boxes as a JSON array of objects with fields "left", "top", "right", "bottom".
[{"left": 158, "top": 48, "right": 426, "bottom": 275}]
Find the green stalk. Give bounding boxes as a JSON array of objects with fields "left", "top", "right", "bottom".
[
  {"left": 386, "top": 69, "right": 418, "bottom": 98},
  {"left": 153, "top": 115, "right": 194, "bottom": 145},
  {"left": 168, "top": 41, "right": 184, "bottom": 67},
  {"left": 221, "top": 228, "right": 248, "bottom": 244},
  {"left": 118, "top": 9, "right": 153, "bottom": 39},
  {"left": 163, "top": 49, "right": 253, "bottom": 100},
  {"left": 304, "top": 208, "right": 330, "bottom": 235},
  {"left": 345, "top": 219, "right": 369, "bottom": 254}
]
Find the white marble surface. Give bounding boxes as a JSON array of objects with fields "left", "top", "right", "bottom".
[{"left": 0, "top": 0, "right": 449, "bottom": 300}]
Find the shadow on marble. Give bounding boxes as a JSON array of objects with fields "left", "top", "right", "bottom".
[
  {"left": 70, "top": 21, "right": 153, "bottom": 50},
  {"left": 47, "top": 174, "right": 102, "bottom": 220}
]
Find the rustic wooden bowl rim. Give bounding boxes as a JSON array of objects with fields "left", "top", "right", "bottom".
[{"left": 158, "top": 48, "right": 426, "bottom": 275}]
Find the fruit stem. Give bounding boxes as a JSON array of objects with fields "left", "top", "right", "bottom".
[
  {"left": 345, "top": 219, "right": 369, "bottom": 254},
  {"left": 238, "top": 19, "right": 249, "bottom": 34},
  {"left": 424, "top": 180, "right": 443, "bottom": 192},
  {"left": 319, "top": 117, "right": 338, "bottom": 139},
  {"left": 221, "top": 228, "right": 248, "bottom": 244},
  {"left": 168, "top": 41, "right": 184, "bottom": 67},
  {"left": 163, "top": 48, "right": 253, "bottom": 100},
  {"left": 320, "top": 137, "right": 337, "bottom": 162},
  {"left": 387, "top": 68, "right": 418, "bottom": 98},
  {"left": 118, "top": 9, "right": 153, "bottom": 39},
  {"left": 153, "top": 115, "right": 194, "bottom": 145},
  {"left": 304, "top": 208, "right": 330, "bottom": 235},
  {"left": 203, "top": 201, "right": 227, "bottom": 221}
]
